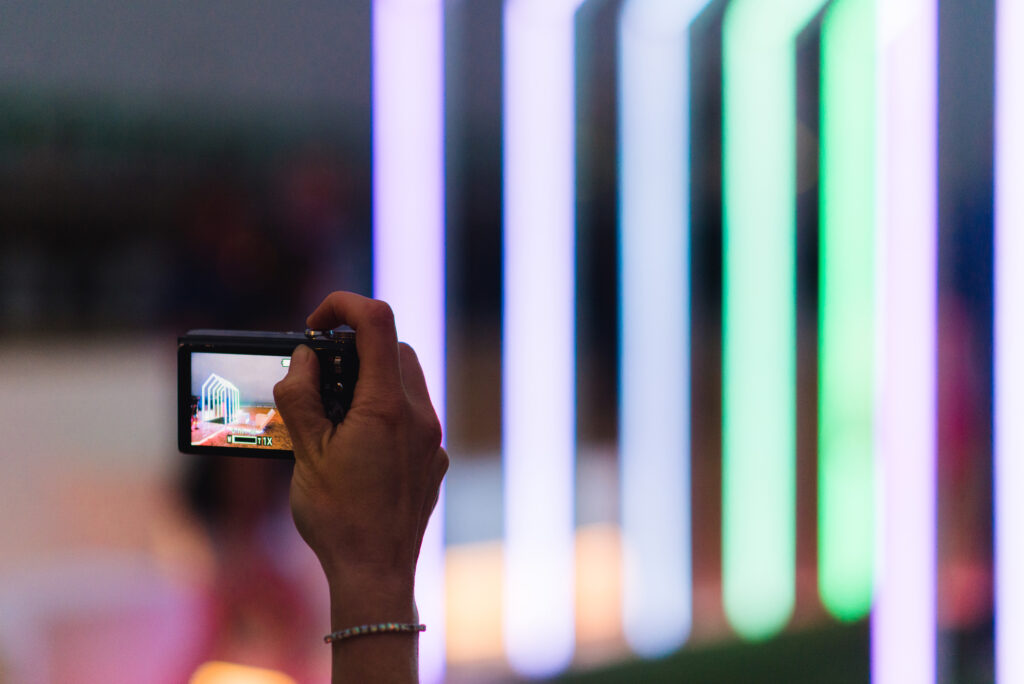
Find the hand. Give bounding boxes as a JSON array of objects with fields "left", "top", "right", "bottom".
[{"left": 272, "top": 291, "right": 448, "bottom": 682}]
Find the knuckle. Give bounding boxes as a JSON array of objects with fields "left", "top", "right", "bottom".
[
  {"left": 325, "top": 290, "right": 347, "bottom": 308},
  {"left": 435, "top": 447, "right": 450, "bottom": 476},
  {"left": 424, "top": 417, "right": 443, "bottom": 450},
  {"left": 365, "top": 392, "right": 408, "bottom": 425},
  {"left": 272, "top": 379, "right": 288, "bottom": 405},
  {"left": 367, "top": 300, "right": 396, "bottom": 329},
  {"left": 273, "top": 377, "right": 301, "bottom": 406},
  {"left": 398, "top": 342, "right": 418, "bottom": 359}
]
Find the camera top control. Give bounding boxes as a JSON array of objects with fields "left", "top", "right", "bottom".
[
  {"left": 320, "top": 354, "right": 354, "bottom": 424},
  {"left": 301, "top": 329, "right": 358, "bottom": 424}
]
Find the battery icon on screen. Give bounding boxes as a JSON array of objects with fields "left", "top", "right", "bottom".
[{"left": 228, "top": 435, "right": 258, "bottom": 445}]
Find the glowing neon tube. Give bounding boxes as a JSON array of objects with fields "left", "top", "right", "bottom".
[
  {"left": 372, "top": 1, "right": 446, "bottom": 681},
  {"left": 817, "top": 0, "right": 876, "bottom": 622},
  {"left": 503, "top": 0, "right": 585, "bottom": 675},
  {"left": 871, "top": 1, "right": 938, "bottom": 682},
  {"left": 996, "top": 0, "right": 1024, "bottom": 681},
  {"left": 618, "top": 0, "right": 710, "bottom": 657},
  {"left": 721, "top": 0, "right": 828, "bottom": 641}
]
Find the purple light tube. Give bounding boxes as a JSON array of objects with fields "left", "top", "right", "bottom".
[
  {"left": 372, "top": 1, "right": 446, "bottom": 682},
  {"left": 502, "top": 0, "right": 586, "bottom": 676},
  {"left": 871, "top": 2, "right": 938, "bottom": 683},
  {"left": 996, "top": 0, "right": 1024, "bottom": 681}
]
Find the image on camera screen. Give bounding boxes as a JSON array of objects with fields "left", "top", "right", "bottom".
[{"left": 189, "top": 352, "right": 292, "bottom": 450}]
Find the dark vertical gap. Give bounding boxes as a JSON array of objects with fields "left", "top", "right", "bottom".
[
  {"left": 445, "top": 0, "right": 505, "bottom": 453},
  {"left": 575, "top": 0, "right": 621, "bottom": 450},
  {"left": 936, "top": 0, "right": 996, "bottom": 681},
  {"left": 796, "top": 8, "right": 825, "bottom": 627},
  {"left": 444, "top": 0, "right": 465, "bottom": 447},
  {"left": 353, "top": 0, "right": 376, "bottom": 305},
  {"left": 690, "top": 0, "right": 727, "bottom": 634}
]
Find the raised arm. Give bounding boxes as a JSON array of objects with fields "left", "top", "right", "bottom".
[{"left": 273, "top": 291, "right": 448, "bottom": 684}]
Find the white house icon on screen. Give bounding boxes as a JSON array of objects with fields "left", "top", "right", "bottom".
[{"left": 199, "top": 373, "right": 240, "bottom": 425}]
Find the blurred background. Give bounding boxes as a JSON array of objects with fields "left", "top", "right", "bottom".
[{"left": 0, "top": 0, "right": 999, "bottom": 682}]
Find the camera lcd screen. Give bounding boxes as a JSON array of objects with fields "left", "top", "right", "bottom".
[{"left": 189, "top": 352, "right": 292, "bottom": 451}]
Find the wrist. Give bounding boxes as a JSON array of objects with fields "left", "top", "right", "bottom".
[{"left": 326, "top": 567, "right": 417, "bottom": 629}]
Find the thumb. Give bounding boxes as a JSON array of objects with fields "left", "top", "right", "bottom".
[{"left": 273, "top": 344, "right": 332, "bottom": 458}]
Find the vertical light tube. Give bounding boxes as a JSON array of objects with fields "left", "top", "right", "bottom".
[
  {"left": 372, "top": 1, "right": 446, "bottom": 681},
  {"left": 817, "top": 0, "right": 876, "bottom": 622},
  {"left": 618, "top": 0, "right": 709, "bottom": 657},
  {"left": 871, "top": 1, "right": 937, "bottom": 682},
  {"left": 503, "top": 0, "right": 584, "bottom": 675},
  {"left": 996, "top": 0, "right": 1024, "bottom": 681},
  {"left": 721, "top": 0, "right": 828, "bottom": 641}
]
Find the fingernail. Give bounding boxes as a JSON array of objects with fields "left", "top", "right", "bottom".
[{"left": 293, "top": 344, "right": 311, "bottom": 364}]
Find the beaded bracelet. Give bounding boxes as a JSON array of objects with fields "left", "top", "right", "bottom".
[{"left": 324, "top": 622, "right": 426, "bottom": 644}]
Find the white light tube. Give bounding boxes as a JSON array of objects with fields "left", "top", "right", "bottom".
[
  {"left": 502, "top": 0, "right": 585, "bottom": 676},
  {"left": 871, "top": 1, "right": 938, "bottom": 682},
  {"left": 996, "top": 0, "right": 1024, "bottom": 681}
]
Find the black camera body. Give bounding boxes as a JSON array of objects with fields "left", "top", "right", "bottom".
[{"left": 178, "top": 329, "right": 358, "bottom": 458}]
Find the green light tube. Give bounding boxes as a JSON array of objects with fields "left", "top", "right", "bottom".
[
  {"left": 722, "top": 0, "right": 828, "bottom": 641},
  {"left": 818, "top": 0, "right": 875, "bottom": 622}
]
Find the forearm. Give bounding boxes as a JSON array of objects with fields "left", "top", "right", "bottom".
[
  {"left": 278, "top": 292, "right": 449, "bottom": 683},
  {"left": 326, "top": 570, "right": 419, "bottom": 684}
]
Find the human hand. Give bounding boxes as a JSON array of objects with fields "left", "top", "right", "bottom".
[{"left": 272, "top": 291, "right": 447, "bottom": 672}]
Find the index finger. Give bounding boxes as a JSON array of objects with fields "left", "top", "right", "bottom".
[{"left": 307, "top": 291, "right": 403, "bottom": 393}]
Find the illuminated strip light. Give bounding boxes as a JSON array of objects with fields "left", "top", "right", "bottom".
[
  {"left": 871, "top": 1, "right": 938, "bottom": 682},
  {"left": 503, "top": 0, "right": 585, "bottom": 675},
  {"left": 817, "top": 0, "right": 876, "bottom": 622},
  {"left": 617, "top": 0, "right": 709, "bottom": 657},
  {"left": 995, "top": 0, "right": 1024, "bottom": 681},
  {"left": 371, "top": 1, "right": 446, "bottom": 682},
  {"left": 721, "top": 0, "right": 828, "bottom": 641}
]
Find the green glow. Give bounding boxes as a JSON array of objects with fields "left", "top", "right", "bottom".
[
  {"left": 722, "top": 0, "right": 828, "bottom": 641},
  {"left": 818, "top": 0, "right": 875, "bottom": 621}
]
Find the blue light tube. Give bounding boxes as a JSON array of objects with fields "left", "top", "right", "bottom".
[{"left": 617, "top": 0, "right": 710, "bottom": 658}]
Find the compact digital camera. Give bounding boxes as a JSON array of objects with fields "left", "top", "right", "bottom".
[{"left": 178, "top": 329, "right": 358, "bottom": 458}]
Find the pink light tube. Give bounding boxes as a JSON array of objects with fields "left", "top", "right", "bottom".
[
  {"left": 502, "top": 0, "right": 585, "bottom": 676},
  {"left": 996, "top": 0, "right": 1024, "bottom": 681},
  {"left": 372, "top": 1, "right": 446, "bottom": 682},
  {"left": 871, "top": 1, "right": 938, "bottom": 683}
]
